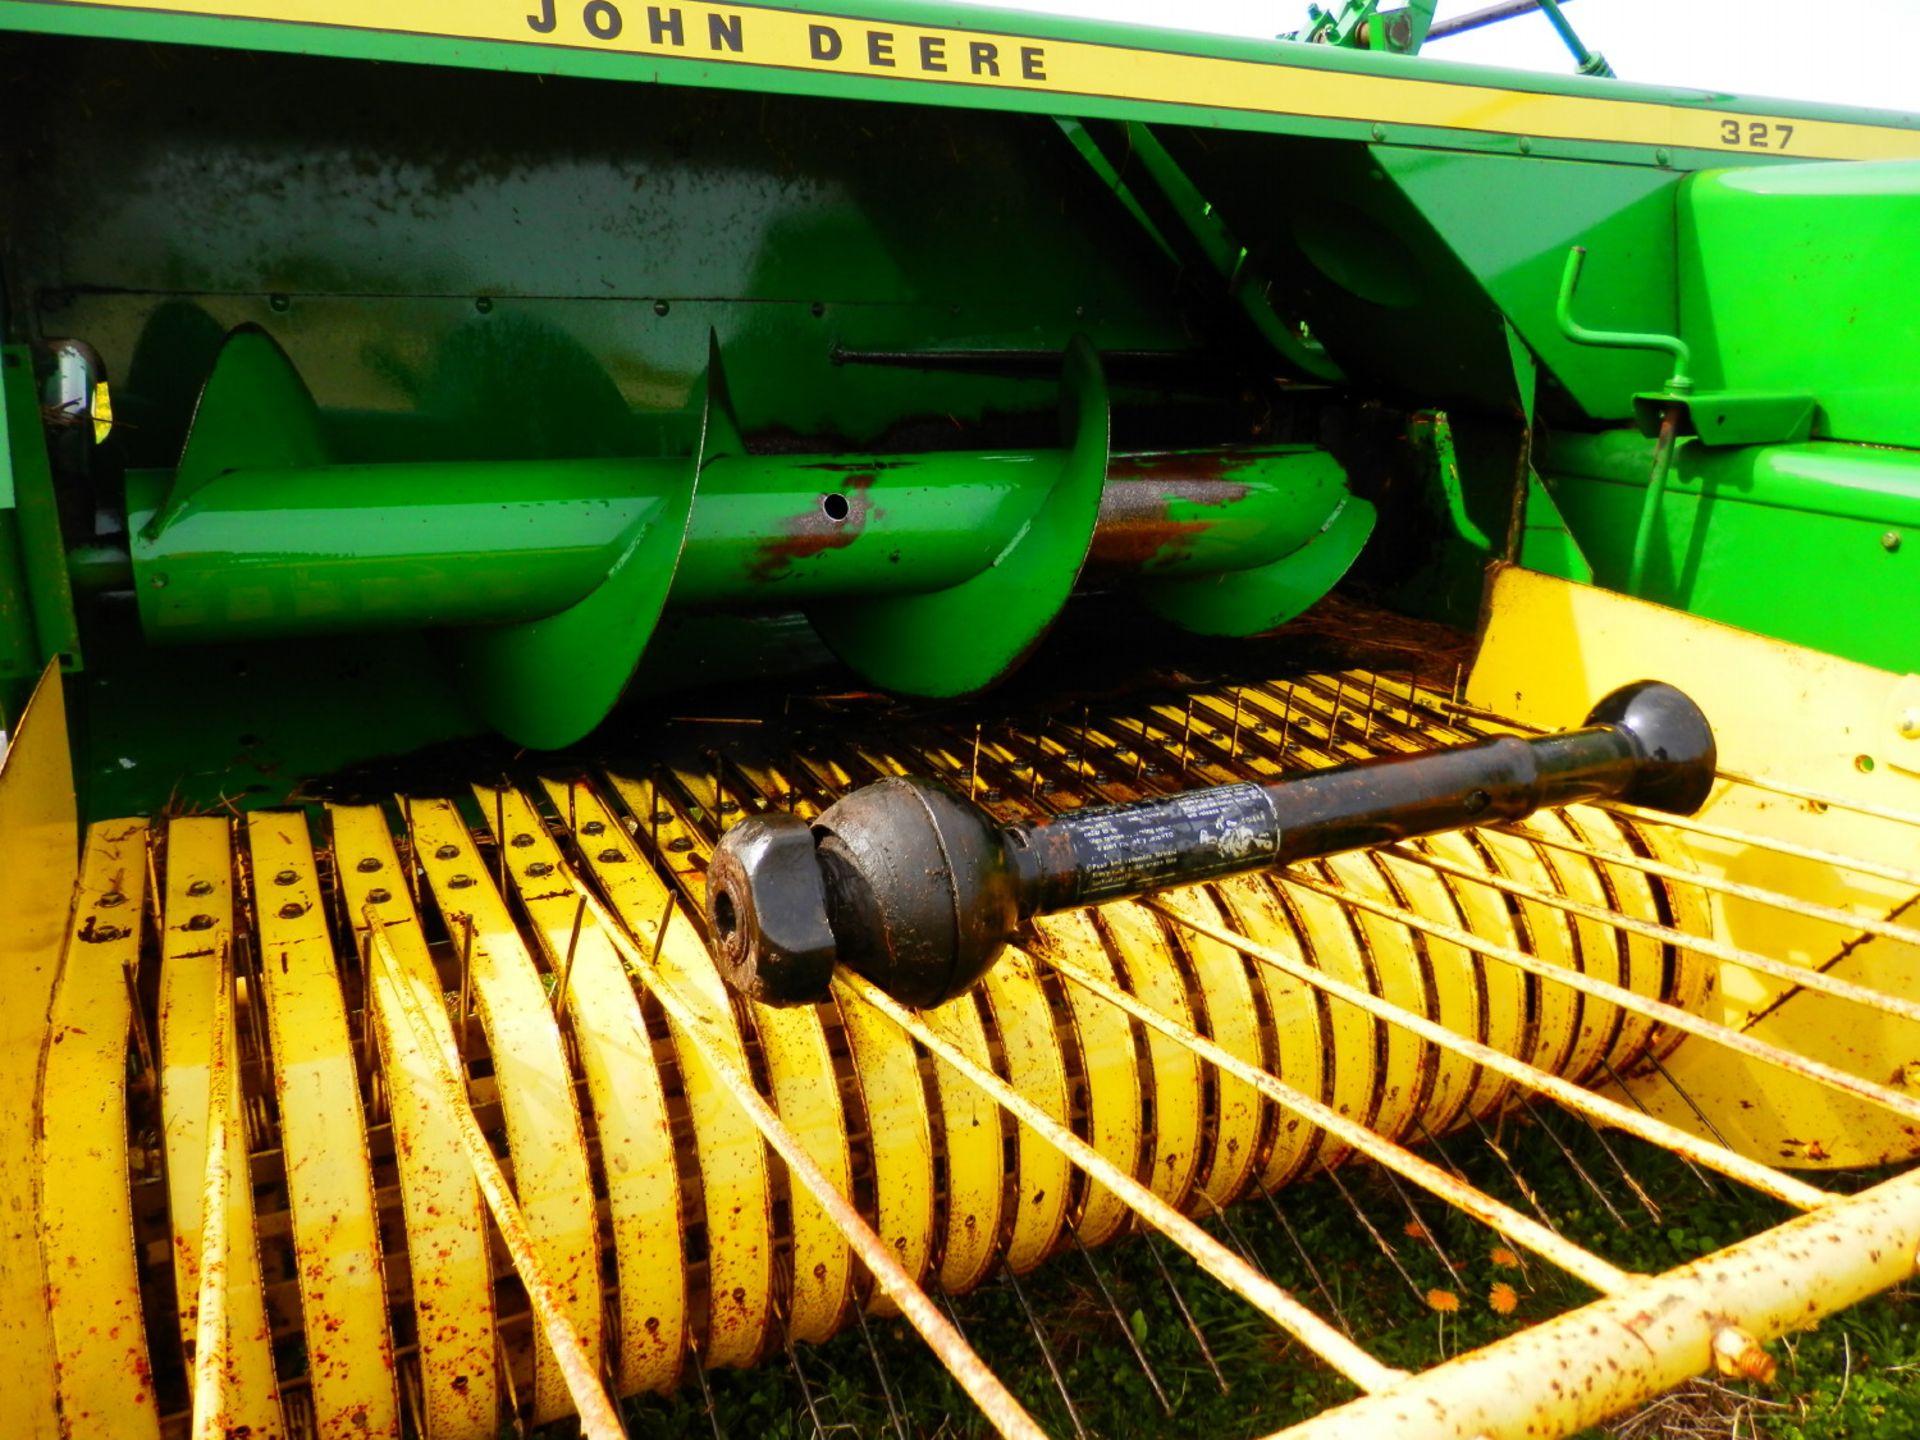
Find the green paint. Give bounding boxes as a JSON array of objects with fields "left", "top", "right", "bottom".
[{"left": 1543, "top": 428, "right": 1919, "bottom": 673}]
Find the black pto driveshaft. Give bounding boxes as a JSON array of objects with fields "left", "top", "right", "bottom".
[{"left": 706, "top": 681, "right": 1716, "bottom": 1008}]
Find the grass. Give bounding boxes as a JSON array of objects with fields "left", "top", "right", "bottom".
[{"left": 616, "top": 1112, "right": 1920, "bottom": 1439}]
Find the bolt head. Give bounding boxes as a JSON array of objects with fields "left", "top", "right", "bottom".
[
  {"left": 1885, "top": 530, "right": 1903, "bottom": 552},
  {"left": 706, "top": 813, "right": 838, "bottom": 1006}
]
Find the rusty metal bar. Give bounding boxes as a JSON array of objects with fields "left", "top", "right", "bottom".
[
  {"left": 1268, "top": 1165, "right": 1920, "bottom": 1440},
  {"left": 1606, "top": 803, "right": 1920, "bottom": 890},
  {"left": 362, "top": 914, "right": 626, "bottom": 1440},
  {"left": 828, "top": 969, "right": 1410, "bottom": 1394},
  {"left": 1031, "top": 942, "right": 1636, "bottom": 1294},
  {"left": 1391, "top": 843, "right": 1920, "bottom": 1023},
  {"left": 571, "top": 880, "right": 1050, "bottom": 1440},
  {"left": 1145, "top": 896, "right": 1833, "bottom": 1210},
  {"left": 1281, "top": 869, "right": 1920, "bottom": 1127},
  {"left": 1714, "top": 768, "right": 1920, "bottom": 831},
  {"left": 1492, "top": 822, "right": 1920, "bottom": 950}
]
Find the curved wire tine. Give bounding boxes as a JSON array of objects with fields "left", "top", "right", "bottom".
[
  {"left": 1066, "top": 1226, "right": 1173, "bottom": 1417},
  {"left": 1145, "top": 892, "right": 1832, "bottom": 1211},
  {"left": 1274, "top": 869, "right": 1920, "bottom": 1134},
  {"left": 1138, "top": 1229, "right": 1231, "bottom": 1394},
  {"left": 1003, "top": 1259, "right": 1089, "bottom": 1440},
  {"left": 1605, "top": 802, "right": 1920, "bottom": 892},
  {"left": 569, "top": 877, "right": 1051, "bottom": 1440},
  {"left": 1490, "top": 821, "right": 1920, "bottom": 952},
  {"left": 1034, "top": 940, "right": 1633, "bottom": 1296},
  {"left": 1389, "top": 843, "right": 1920, "bottom": 1027},
  {"left": 828, "top": 970, "right": 1408, "bottom": 1396}
]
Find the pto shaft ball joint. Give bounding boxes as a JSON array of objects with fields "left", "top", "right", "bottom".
[{"left": 706, "top": 680, "right": 1717, "bottom": 1008}]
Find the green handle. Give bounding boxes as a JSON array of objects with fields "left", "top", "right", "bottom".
[{"left": 1556, "top": 246, "right": 1692, "bottom": 395}]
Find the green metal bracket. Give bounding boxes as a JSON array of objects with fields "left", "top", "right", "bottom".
[
  {"left": 1290, "top": 1, "right": 1437, "bottom": 54},
  {"left": 1057, "top": 120, "right": 1343, "bottom": 384},
  {"left": 1630, "top": 390, "right": 1817, "bottom": 447},
  {"left": 1412, "top": 411, "right": 1494, "bottom": 555}
]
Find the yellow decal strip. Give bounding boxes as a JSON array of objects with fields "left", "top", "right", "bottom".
[{"left": 24, "top": 0, "right": 1920, "bottom": 161}]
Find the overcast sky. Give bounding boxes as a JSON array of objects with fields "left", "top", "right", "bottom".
[{"left": 944, "top": 0, "right": 1917, "bottom": 115}]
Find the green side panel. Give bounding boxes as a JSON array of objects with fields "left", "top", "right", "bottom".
[
  {"left": 1518, "top": 473, "right": 1594, "bottom": 584},
  {"left": 1543, "top": 429, "right": 1918, "bottom": 672},
  {"left": 1375, "top": 148, "right": 1678, "bottom": 423},
  {"left": 1678, "top": 160, "right": 1920, "bottom": 449},
  {"left": 0, "top": 349, "right": 80, "bottom": 672}
]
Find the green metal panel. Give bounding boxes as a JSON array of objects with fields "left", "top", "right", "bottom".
[
  {"left": 1542, "top": 428, "right": 1917, "bottom": 673},
  {"left": 1678, "top": 161, "right": 1920, "bottom": 449},
  {"left": 0, "top": 350, "right": 80, "bottom": 674},
  {"left": 1375, "top": 148, "right": 1678, "bottom": 423}
]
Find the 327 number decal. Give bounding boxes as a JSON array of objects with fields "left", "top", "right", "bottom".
[{"left": 1720, "top": 119, "right": 1794, "bottom": 150}]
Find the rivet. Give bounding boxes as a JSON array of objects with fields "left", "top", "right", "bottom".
[
  {"left": 719, "top": 799, "right": 740, "bottom": 814},
  {"left": 269, "top": 293, "right": 291, "bottom": 313},
  {"left": 581, "top": 819, "right": 606, "bottom": 836},
  {"left": 185, "top": 913, "right": 216, "bottom": 931},
  {"left": 150, "top": 572, "right": 169, "bottom": 589},
  {"left": 278, "top": 901, "right": 306, "bottom": 919},
  {"left": 1901, "top": 708, "right": 1920, "bottom": 740},
  {"left": 356, "top": 856, "right": 383, "bottom": 873},
  {"left": 97, "top": 890, "right": 126, "bottom": 908},
  {"left": 525, "top": 861, "right": 553, "bottom": 877},
  {"left": 1518, "top": 136, "right": 1533, "bottom": 154},
  {"left": 1370, "top": 122, "right": 1385, "bottom": 141},
  {"left": 1655, "top": 147, "right": 1671, "bottom": 166},
  {"left": 1885, "top": 530, "right": 1904, "bottom": 552},
  {"left": 474, "top": 295, "right": 494, "bottom": 314},
  {"left": 273, "top": 869, "right": 298, "bottom": 886},
  {"left": 448, "top": 874, "right": 475, "bottom": 889},
  {"left": 510, "top": 832, "right": 536, "bottom": 848},
  {"left": 598, "top": 847, "right": 626, "bottom": 863},
  {"left": 654, "top": 809, "right": 673, "bottom": 824},
  {"left": 435, "top": 844, "right": 460, "bottom": 860},
  {"left": 653, "top": 299, "right": 670, "bottom": 317},
  {"left": 667, "top": 837, "right": 694, "bottom": 852},
  {"left": 366, "top": 887, "right": 392, "bottom": 904},
  {"left": 187, "top": 879, "right": 215, "bottom": 897}
]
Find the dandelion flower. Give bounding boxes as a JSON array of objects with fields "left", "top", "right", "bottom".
[
  {"left": 1426, "top": 1288, "right": 1461, "bottom": 1314},
  {"left": 1489, "top": 1246, "right": 1521, "bottom": 1269},
  {"left": 1489, "top": 1282, "right": 1519, "bottom": 1315}
]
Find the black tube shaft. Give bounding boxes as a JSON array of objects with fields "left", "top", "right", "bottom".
[
  {"left": 707, "top": 680, "right": 1716, "bottom": 1008},
  {"left": 1010, "top": 727, "right": 1644, "bottom": 916}
]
